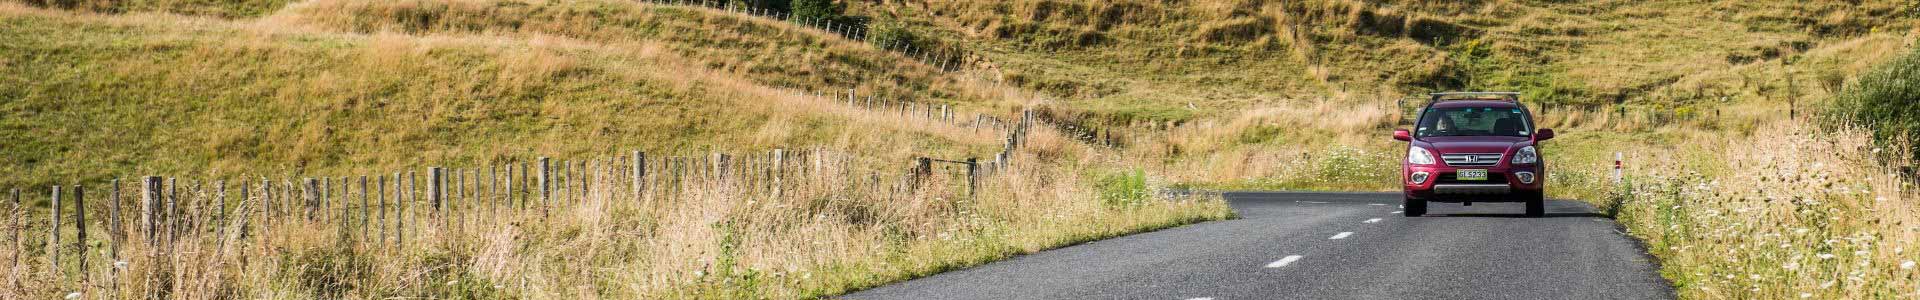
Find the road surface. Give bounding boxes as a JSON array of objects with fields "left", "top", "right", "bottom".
[{"left": 847, "top": 192, "right": 1673, "bottom": 300}]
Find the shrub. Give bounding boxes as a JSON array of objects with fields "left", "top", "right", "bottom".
[
  {"left": 865, "top": 19, "right": 918, "bottom": 50},
  {"left": 789, "top": 0, "right": 842, "bottom": 22},
  {"left": 1826, "top": 47, "right": 1920, "bottom": 162}
]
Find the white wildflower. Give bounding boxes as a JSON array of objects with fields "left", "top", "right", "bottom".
[
  {"left": 64, "top": 292, "right": 80, "bottom": 300},
  {"left": 1902, "top": 261, "right": 1916, "bottom": 269},
  {"left": 1800, "top": 292, "right": 1813, "bottom": 298},
  {"left": 1818, "top": 253, "right": 1835, "bottom": 260}
]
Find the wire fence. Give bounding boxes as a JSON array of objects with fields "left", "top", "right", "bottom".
[
  {"left": 0, "top": 87, "right": 1043, "bottom": 297},
  {"left": 1, "top": 133, "right": 1046, "bottom": 296},
  {"left": 637, "top": 0, "right": 986, "bottom": 73}
]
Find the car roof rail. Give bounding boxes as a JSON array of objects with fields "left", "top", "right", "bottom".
[{"left": 1429, "top": 92, "right": 1521, "bottom": 103}]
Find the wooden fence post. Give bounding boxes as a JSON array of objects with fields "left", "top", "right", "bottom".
[
  {"left": 633, "top": 151, "right": 646, "bottom": 201},
  {"left": 73, "top": 184, "right": 85, "bottom": 284},
  {"left": 576, "top": 160, "right": 583, "bottom": 200},
  {"left": 238, "top": 180, "right": 248, "bottom": 241},
  {"left": 966, "top": 158, "right": 979, "bottom": 199},
  {"left": 378, "top": 174, "right": 388, "bottom": 247},
  {"left": 141, "top": 177, "right": 160, "bottom": 246},
  {"left": 489, "top": 165, "right": 499, "bottom": 214},
  {"left": 10, "top": 189, "right": 19, "bottom": 285},
  {"left": 214, "top": 182, "right": 225, "bottom": 237},
  {"left": 508, "top": 163, "right": 519, "bottom": 210},
  {"left": 359, "top": 176, "right": 369, "bottom": 244},
  {"left": 165, "top": 178, "right": 178, "bottom": 246},
  {"left": 772, "top": 149, "right": 784, "bottom": 199},
  {"left": 49, "top": 185, "right": 61, "bottom": 281},
  {"left": 258, "top": 178, "right": 269, "bottom": 229},
  {"left": 301, "top": 178, "right": 316, "bottom": 221},
  {"left": 538, "top": 158, "right": 551, "bottom": 216},
  {"left": 395, "top": 172, "right": 407, "bottom": 248},
  {"left": 428, "top": 167, "right": 443, "bottom": 216},
  {"left": 404, "top": 171, "right": 416, "bottom": 246},
  {"left": 108, "top": 179, "right": 122, "bottom": 276}
]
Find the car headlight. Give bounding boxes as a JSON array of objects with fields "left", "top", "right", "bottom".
[
  {"left": 1408, "top": 146, "right": 1436, "bottom": 165},
  {"left": 1511, "top": 146, "right": 1539, "bottom": 165}
]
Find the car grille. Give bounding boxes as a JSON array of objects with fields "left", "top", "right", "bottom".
[
  {"left": 1441, "top": 153, "right": 1503, "bottom": 167},
  {"left": 1438, "top": 172, "right": 1509, "bottom": 184}
]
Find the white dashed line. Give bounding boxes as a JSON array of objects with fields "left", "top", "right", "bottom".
[
  {"left": 1266, "top": 255, "right": 1305, "bottom": 268},
  {"left": 1368, "top": 203, "right": 1387, "bottom": 206},
  {"left": 1329, "top": 232, "right": 1354, "bottom": 240},
  {"left": 1390, "top": 211, "right": 1403, "bottom": 214},
  {"left": 1185, "top": 298, "right": 1215, "bottom": 300},
  {"left": 1363, "top": 218, "right": 1383, "bottom": 224},
  {"left": 1302, "top": 201, "right": 1330, "bottom": 204}
]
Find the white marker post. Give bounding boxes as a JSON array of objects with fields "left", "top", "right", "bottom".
[{"left": 1612, "top": 152, "right": 1624, "bottom": 183}]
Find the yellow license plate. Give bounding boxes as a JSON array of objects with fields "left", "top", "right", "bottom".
[{"left": 1457, "top": 169, "right": 1488, "bottom": 181}]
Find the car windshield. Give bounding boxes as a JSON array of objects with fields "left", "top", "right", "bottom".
[{"left": 1415, "top": 106, "right": 1533, "bottom": 138}]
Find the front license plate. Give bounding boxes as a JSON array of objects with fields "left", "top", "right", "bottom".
[{"left": 1457, "top": 169, "right": 1488, "bottom": 181}]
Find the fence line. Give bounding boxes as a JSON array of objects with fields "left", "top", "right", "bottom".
[
  {"left": 1, "top": 128, "right": 1041, "bottom": 295},
  {"left": 634, "top": 0, "right": 988, "bottom": 74}
]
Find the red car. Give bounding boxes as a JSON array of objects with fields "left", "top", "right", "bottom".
[{"left": 1393, "top": 92, "right": 1556, "bottom": 217}]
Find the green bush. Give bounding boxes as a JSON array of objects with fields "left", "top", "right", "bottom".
[
  {"left": 1826, "top": 47, "right": 1920, "bottom": 162},
  {"left": 789, "top": 0, "right": 841, "bottom": 22},
  {"left": 1096, "top": 169, "right": 1149, "bottom": 208},
  {"left": 866, "top": 19, "right": 919, "bottom": 50}
]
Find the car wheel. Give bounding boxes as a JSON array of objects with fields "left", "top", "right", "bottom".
[
  {"left": 1404, "top": 197, "right": 1426, "bottom": 217},
  {"left": 1523, "top": 191, "right": 1545, "bottom": 218}
]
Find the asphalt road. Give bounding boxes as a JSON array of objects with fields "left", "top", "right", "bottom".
[{"left": 846, "top": 192, "right": 1673, "bottom": 300}]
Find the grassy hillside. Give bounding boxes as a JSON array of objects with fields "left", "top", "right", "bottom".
[
  {"left": 0, "top": 1, "right": 1236, "bottom": 298},
  {"left": 0, "top": 0, "right": 1036, "bottom": 189},
  {"left": 6, "top": 0, "right": 1920, "bottom": 298},
  {"left": 858, "top": 0, "right": 1916, "bottom": 123}
]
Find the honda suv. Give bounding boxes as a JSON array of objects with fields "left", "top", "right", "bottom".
[{"left": 1393, "top": 92, "right": 1556, "bottom": 217}]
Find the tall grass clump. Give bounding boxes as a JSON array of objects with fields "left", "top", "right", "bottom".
[{"left": 1826, "top": 47, "right": 1920, "bottom": 163}]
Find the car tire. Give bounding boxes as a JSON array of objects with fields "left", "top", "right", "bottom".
[
  {"left": 1404, "top": 197, "right": 1427, "bottom": 217},
  {"left": 1523, "top": 191, "right": 1545, "bottom": 218}
]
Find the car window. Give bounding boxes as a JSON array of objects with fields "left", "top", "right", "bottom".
[{"left": 1415, "top": 107, "right": 1532, "bottom": 137}]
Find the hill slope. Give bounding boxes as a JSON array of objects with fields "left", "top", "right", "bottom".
[{"left": 0, "top": 0, "right": 1029, "bottom": 188}]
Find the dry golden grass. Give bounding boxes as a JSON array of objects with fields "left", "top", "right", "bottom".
[
  {"left": 0, "top": 3, "right": 1238, "bottom": 298},
  {"left": 0, "top": 1, "right": 1040, "bottom": 188},
  {"left": 0, "top": 145, "right": 1230, "bottom": 299},
  {"left": 1590, "top": 120, "right": 1919, "bottom": 299}
]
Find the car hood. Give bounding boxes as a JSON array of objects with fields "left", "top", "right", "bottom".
[{"left": 1417, "top": 136, "right": 1529, "bottom": 154}]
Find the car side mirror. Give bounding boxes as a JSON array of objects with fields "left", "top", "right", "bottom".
[
  {"left": 1393, "top": 129, "right": 1412, "bottom": 141},
  {"left": 1534, "top": 128, "right": 1556, "bottom": 141}
]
